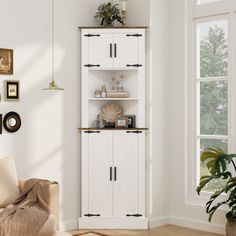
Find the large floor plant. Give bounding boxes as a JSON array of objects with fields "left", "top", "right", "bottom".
[{"left": 197, "top": 148, "right": 236, "bottom": 236}]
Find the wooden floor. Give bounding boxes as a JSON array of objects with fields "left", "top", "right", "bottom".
[{"left": 68, "top": 225, "right": 223, "bottom": 236}]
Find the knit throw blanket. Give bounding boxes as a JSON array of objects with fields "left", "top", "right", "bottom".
[{"left": 0, "top": 178, "right": 54, "bottom": 236}]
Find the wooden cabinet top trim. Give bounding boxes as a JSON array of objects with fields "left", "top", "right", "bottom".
[
  {"left": 79, "top": 26, "right": 148, "bottom": 30},
  {"left": 79, "top": 128, "right": 148, "bottom": 131}
]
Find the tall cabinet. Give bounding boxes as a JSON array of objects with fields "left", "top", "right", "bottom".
[{"left": 79, "top": 27, "right": 148, "bottom": 229}]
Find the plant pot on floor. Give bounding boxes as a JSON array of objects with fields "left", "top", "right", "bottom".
[{"left": 226, "top": 221, "right": 236, "bottom": 236}]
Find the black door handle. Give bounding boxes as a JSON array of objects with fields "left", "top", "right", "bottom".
[
  {"left": 110, "top": 167, "right": 112, "bottom": 181},
  {"left": 114, "top": 167, "right": 117, "bottom": 181},
  {"left": 110, "top": 43, "right": 113, "bottom": 58},
  {"left": 114, "top": 43, "right": 117, "bottom": 58}
]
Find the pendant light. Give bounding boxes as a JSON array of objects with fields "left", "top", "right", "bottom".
[{"left": 42, "top": 0, "right": 64, "bottom": 91}]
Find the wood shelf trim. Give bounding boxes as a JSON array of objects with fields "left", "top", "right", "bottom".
[
  {"left": 79, "top": 128, "right": 148, "bottom": 131},
  {"left": 79, "top": 26, "right": 148, "bottom": 29},
  {"left": 89, "top": 98, "right": 139, "bottom": 101},
  {"left": 87, "top": 67, "right": 139, "bottom": 71}
]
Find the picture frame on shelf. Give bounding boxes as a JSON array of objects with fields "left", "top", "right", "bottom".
[
  {"left": 115, "top": 116, "right": 128, "bottom": 128},
  {"left": 0, "top": 48, "right": 13, "bottom": 75},
  {"left": 5, "top": 80, "right": 20, "bottom": 101},
  {"left": 125, "top": 115, "right": 136, "bottom": 128}
]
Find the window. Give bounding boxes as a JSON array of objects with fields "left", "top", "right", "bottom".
[
  {"left": 187, "top": 0, "right": 236, "bottom": 204},
  {"left": 196, "top": 18, "right": 229, "bottom": 193}
]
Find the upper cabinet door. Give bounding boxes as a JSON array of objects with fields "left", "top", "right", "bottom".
[
  {"left": 113, "top": 131, "right": 139, "bottom": 217},
  {"left": 113, "top": 33, "right": 139, "bottom": 68},
  {"left": 88, "top": 34, "right": 113, "bottom": 68},
  {"left": 88, "top": 131, "right": 113, "bottom": 217}
]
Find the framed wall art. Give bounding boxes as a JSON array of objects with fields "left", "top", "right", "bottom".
[
  {"left": 0, "top": 48, "right": 13, "bottom": 75},
  {"left": 5, "top": 80, "right": 20, "bottom": 101},
  {"left": 3, "top": 112, "right": 21, "bottom": 133}
]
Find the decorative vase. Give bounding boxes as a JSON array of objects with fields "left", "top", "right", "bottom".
[
  {"left": 102, "top": 18, "right": 114, "bottom": 27},
  {"left": 226, "top": 221, "right": 236, "bottom": 236}
]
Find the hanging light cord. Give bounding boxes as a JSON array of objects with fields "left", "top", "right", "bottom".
[
  {"left": 52, "top": 0, "right": 55, "bottom": 81},
  {"left": 42, "top": 0, "right": 63, "bottom": 90}
]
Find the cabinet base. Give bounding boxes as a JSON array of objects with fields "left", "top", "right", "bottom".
[{"left": 78, "top": 217, "right": 148, "bottom": 229}]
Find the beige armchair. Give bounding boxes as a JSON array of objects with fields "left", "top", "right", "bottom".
[
  {"left": 0, "top": 157, "right": 70, "bottom": 236},
  {"left": 18, "top": 181, "right": 71, "bottom": 236}
]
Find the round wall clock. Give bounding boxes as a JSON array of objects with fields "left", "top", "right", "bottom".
[{"left": 3, "top": 112, "right": 21, "bottom": 133}]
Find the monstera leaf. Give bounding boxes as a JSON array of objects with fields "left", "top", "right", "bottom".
[
  {"left": 201, "top": 148, "right": 236, "bottom": 175},
  {"left": 226, "top": 177, "right": 236, "bottom": 221},
  {"left": 197, "top": 148, "right": 236, "bottom": 222},
  {"left": 197, "top": 172, "right": 232, "bottom": 195}
]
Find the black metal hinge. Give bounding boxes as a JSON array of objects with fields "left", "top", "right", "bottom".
[
  {"left": 126, "top": 131, "right": 143, "bottom": 134},
  {"left": 126, "top": 214, "right": 143, "bottom": 217},
  {"left": 84, "top": 64, "right": 101, "bottom": 67},
  {"left": 126, "top": 64, "right": 142, "bottom": 68},
  {"left": 126, "top": 34, "right": 143, "bottom": 37},
  {"left": 84, "top": 214, "right": 101, "bottom": 217},
  {"left": 84, "top": 34, "right": 101, "bottom": 37},
  {"left": 84, "top": 131, "right": 101, "bottom": 134}
]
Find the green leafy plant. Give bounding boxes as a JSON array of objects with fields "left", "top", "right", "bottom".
[
  {"left": 95, "top": 2, "right": 124, "bottom": 26},
  {"left": 197, "top": 148, "right": 236, "bottom": 222}
]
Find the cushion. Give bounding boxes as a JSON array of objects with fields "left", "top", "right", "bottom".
[{"left": 0, "top": 157, "right": 21, "bottom": 207}]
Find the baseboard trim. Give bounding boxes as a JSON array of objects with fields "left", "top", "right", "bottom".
[
  {"left": 60, "top": 216, "right": 225, "bottom": 234},
  {"left": 148, "top": 217, "right": 169, "bottom": 228},
  {"left": 169, "top": 216, "right": 225, "bottom": 235},
  {"left": 78, "top": 217, "right": 148, "bottom": 229},
  {"left": 60, "top": 220, "right": 78, "bottom": 231}
]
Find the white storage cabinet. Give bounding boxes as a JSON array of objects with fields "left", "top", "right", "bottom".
[{"left": 79, "top": 27, "right": 147, "bottom": 229}]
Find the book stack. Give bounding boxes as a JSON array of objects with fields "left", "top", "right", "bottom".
[{"left": 107, "top": 90, "right": 129, "bottom": 98}]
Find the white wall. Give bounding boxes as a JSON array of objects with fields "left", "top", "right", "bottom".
[
  {"left": 147, "top": 0, "right": 170, "bottom": 227},
  {"left": 1, "top": 0, "right": 223, "bottom": 233},
  {"left": 168, "top": 0, "right": 226, "bottom": 234}
]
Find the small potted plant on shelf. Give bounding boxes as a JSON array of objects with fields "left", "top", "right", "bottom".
[
  {"left": 95, "top": 1, "right": 124, "bottom": 26},
  {"left": 197, "top": 148, "right": 236, "bottom": 236}
]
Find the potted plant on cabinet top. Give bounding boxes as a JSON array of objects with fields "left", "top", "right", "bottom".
[
  {"left": 95, "top": 2, "right": 124, "bottom": 26},
  {"left": 197, "top": 148, "right": 236, "bottom": 236}
]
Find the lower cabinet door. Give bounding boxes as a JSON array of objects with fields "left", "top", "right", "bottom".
[
  {"left": 113, "top": 131, "right": 139, "bottom": 217},
  {"left": 88, "top": 131, "right": 113, "bottom": 217}
]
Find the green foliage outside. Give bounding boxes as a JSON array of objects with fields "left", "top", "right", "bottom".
[
  {"left": 199, "top": 24, "right": 228, "bottom": 192},
  {"left": 200, "top": 25, "right": 228, "bottom": 77}
]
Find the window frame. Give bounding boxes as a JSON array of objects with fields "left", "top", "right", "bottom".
[{"left": 186, "top": 0, "right": 236, "bottom": 206}]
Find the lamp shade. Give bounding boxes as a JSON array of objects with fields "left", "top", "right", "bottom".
[
  {"left": 120, "top": 0, "right": 128, "bottom": 11},
  {"left": 42, "top": 79, "right": 64, "bottom": 91},
  {"left": 42, "top": 0, "right": 64, "bottom": 91}
]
